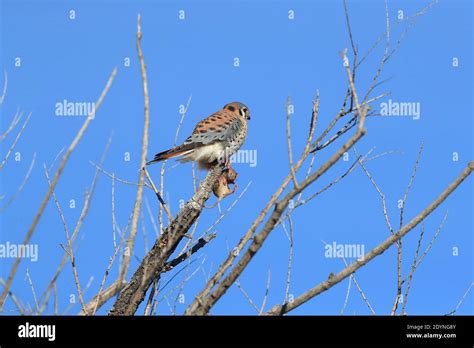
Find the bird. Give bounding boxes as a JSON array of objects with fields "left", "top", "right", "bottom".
[{"left": 146, "top": 102, "right": 250, "bottom": 169}]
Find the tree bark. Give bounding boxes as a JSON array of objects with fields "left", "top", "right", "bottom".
[{"left": 109, "top": 165, "right": 223, "bottom": 315}]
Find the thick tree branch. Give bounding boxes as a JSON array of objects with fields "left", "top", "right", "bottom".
[{"left": 108, "top": 165, "right": 223, "bottom": 315}]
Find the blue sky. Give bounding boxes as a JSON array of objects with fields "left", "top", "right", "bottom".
[{"left": 0, "top": 0, "right": 472, "bottom": 315}]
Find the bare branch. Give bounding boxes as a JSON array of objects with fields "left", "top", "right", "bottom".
[
  {"left": 355, "top": 147, "right": 394, "bottom": 234},
  {"left": 266, "top": 163, "right": 473, "bottom": 315},
  {"left": 144, "top": 279, "right": 158, "bottom": 316},
  {"left": 282, "top": 217, "right": 294, "bottom": 304},
  {"left": 236, "top": 280, "right": 260, "bottom": 313},
  {"left": 343, "top": 0, "right": 357, "bottom": 57},
  {"left": 144, "top": 168, "right": 172, "bottom": 221},
  {"left": 392, "top": 143, "right": 424, "bottom": 315},
  {"left": 286, "top": 96, "right": 298, "bottom": 188},
  {"left": 117, "top": 14, "right": 151, "bottom": 287},
  {"left": 0, "top": 70, "right": 7, "bottom": 105},
  {"left": 321, "top": 240, "right": 376, "bottom": 315},
  {"left": 340, "top": 277, "right": 352, "bottom": 315},
  {"left": 0, "top": 66, "right": 117, "bottom": 309},
  {"left": 90, "top": 161, "right": 149, "bottom": 188},
  {"left": 400, "top": 143, "right": 424, "bottom": 228},
  {"left": 446, "top": 281, "right": 474, "bottom": 315},
  {"left": 0, "top": 152, "right": 36, "bottom": 213},
  {"left": 144, "top": 196, "right": 160, "bottom": 238},
  {"left": 24, "top": 269, "right": 40, "bottom": 313},
  {"left": 91, "top": 237, "right": 125, "bottom": 315},
  {"left": 0, "top": 278, "right": 24, "bottom": 314},
  {"left": 0, "top": 109, "right": 21, "bottom": 142},
  {"left": 0, "top": 111, "right": 32, "bottom": 170},
  {"left": 79, "top": 281, "right": 123, "bottom": 316},
  {"left": 414, "top": 212, "right": 448, "bottom": 270},
  {"left": 259, "top": 268, "right": 271, "bottom": 315},
  {"left": 162, "top": 233, "right": 217, "bottom": 272},
  {"left": 203, "top": 181, "right": 252, "bottom": 235},
  {"left": 401, "top": 224, "right": 425, "bottom": 315}
]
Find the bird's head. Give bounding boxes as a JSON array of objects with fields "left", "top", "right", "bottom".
[{"left": 224, "top": 102, "right": 250, "bottom": 121}]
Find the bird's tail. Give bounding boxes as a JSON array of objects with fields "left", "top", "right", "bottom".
[{"left": 146, "top": 144, "right": 196, "bottom": 166}]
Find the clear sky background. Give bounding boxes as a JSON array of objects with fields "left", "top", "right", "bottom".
[{"left": 0, "top": 0, "right": 472, "bottom": 315}]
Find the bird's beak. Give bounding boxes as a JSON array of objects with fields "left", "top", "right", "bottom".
[{"left": 246, "top": 115, "right": 251, "bottom": 120}]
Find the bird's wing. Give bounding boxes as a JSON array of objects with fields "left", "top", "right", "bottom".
[
  {"left": 183, "top": 109, "right": 244, "bottom": 146},
  {"left": 146, "top": 109, "right": 243, "bottom": 165}
]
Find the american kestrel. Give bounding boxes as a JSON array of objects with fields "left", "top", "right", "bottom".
[{"left": 146, "top": 102, "right": 250, "bottom": 169}]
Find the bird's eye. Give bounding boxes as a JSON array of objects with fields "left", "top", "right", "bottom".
[{"left": 239, "top": 108, "right": 247, "bottom": 117}]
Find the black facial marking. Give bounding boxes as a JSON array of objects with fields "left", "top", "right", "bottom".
[{"left": 227, "top": 105, "right": 236, "bottom": 112}]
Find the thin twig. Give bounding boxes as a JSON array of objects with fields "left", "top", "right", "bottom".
[
  {"left": 340, "top": 277, "right": 352, "bottom": 315},
  {"left": 144, "top": 168, "right": 172, "bottom": 221},
  {"left": 286, "top": 96, "right": 298, "bottom": 188},
  {"left": 0, "top": 111, "right": 32, "bottom": 170},
  {"left": 321, "top": 240, "right": 376, "bottom": 315},
  {"left": 144, "top": 279, "right": 158, "bottom": 316},
  {"left": 415, "top": 212, "right": 448, "bottom": 269},
  {"left": 25, "top": 269, "right": 40, "bottom": 314},
  {"left": 282, "top": 217, "right": 294, "bottom": 304},
  {"left": 0, "top": 109, "right": 21, "bottom": 142},
  {"left": 162, "top": 233, "right": 217, "bottom": 272},
  {"left": 0, "top": 152, "right": 36, "bottom": 212},
  {"left": 355, "top": 147, "right": 394, "bottom": 234},
  {"left": 446, "top": 281, "right": 474, "bottom": 315},
  {"left": 259, "top": 268, "right": 271, "bottom": 315},
  {"left": 112, "top": 174, "right": 118, "bottom": 248},
  {"left": 0, "top": 70, "right": 7, "bottom": 105},
  {"left": 401, "top": 224, "right": 425, "bottom": 315},
  {"left": 236, "top": 281, "right": 260, "bottom": 313},
  {"left": 91, "top": 236, "right": 125, "bottom": 315},
  {"left": 204, "top": 181, "right": 252, "bottom": 234},
  {"left": 0, "top": 278, "right": 24, "bottom": 314},
  {"left": 144, "top": 196, "right": 160, "bottom": 238},
  {"left": 90, "top": 161, "right": 149, "bottom": 188},
  {"left": 53, "top": 283, "right": 58, "bottom": 315}
]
